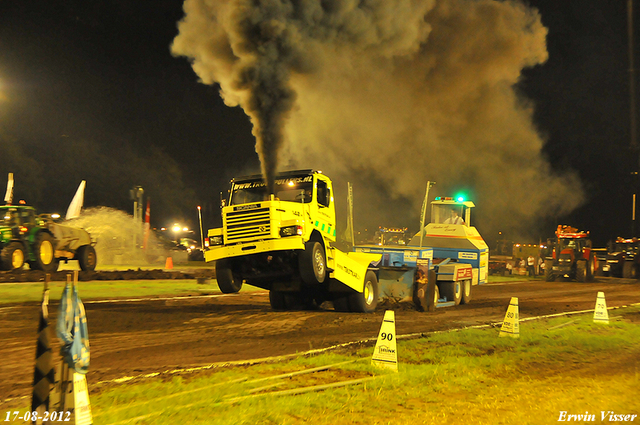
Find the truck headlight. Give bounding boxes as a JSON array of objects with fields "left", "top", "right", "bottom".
[
  {"left": 280, "top": 225, "right": 303, "bottom": 237},
  {"left": 210, "top": 235, "right": 224, "bottom": 246}
]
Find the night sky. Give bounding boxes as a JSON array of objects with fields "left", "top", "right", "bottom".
[{"left": 0, "top": 1, "right": 638, "bottom": 247}]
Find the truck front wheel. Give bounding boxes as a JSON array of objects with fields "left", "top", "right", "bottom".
[
  {"left": 77, "top": 245, "right": 97, "bottom": 271},
  {"left": 31, "top": 233, "right": 57, "bottom": 272},
  {"left": 1, "top": 242, "right": 25, "bottom": 270},
  {"left": 299, "top": 241, "right": 326, "bottom": 284},
  {"left": 348, "top": 270, "right": 378, "bottom": 313},
  {"left": 215, "top": 259, "right": 243, "bottom": 293}
]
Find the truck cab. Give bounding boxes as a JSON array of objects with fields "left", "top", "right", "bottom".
[{"left": 206, "top": 170, "right": 381, "bottom": 312}]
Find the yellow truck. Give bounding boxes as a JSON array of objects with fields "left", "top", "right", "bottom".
[{"left": 205, "top": 170, "right": 382, "bottom": 312}]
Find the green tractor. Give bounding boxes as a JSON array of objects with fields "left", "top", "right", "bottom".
[{"left": 0, "top": 205, "right": 97, "bottom": 272}]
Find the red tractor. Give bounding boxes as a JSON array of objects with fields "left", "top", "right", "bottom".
[{"left": 544, "top": 225, "right": 598, "bottom": 282}]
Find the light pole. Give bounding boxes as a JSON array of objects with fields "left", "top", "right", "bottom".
[
  {"left": 197, "top": 206, "right": 204, "bottom": 250},
  {"left": 130, "top": 186, "right": 144, "bottom": 248},
  {"left": 629, "top": 0, "right": 638, "bottom": 236}
]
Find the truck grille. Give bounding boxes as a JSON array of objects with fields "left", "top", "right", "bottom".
[{"left": 225, "top": 207, "right": 271, "bottom": 242}]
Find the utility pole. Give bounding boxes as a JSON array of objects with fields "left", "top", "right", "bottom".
[
  {"left": 130, "top": 186, "right": 144, "bottom": 249},
  {"left": 632, "top": 0, "right": 639, "bottom": 239}
]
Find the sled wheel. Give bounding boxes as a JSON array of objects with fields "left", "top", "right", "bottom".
[
  {"left": 441, "top": 281, "right": 462, "bottom": 305},
  {"left": 461, "top": 279, "right": 472, "bottom": 304}
]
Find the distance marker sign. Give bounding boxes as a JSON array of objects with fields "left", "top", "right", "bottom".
[{"left": 372, "top": 310, "right": 398, "bottom": 371}]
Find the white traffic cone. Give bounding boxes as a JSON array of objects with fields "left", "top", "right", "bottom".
[
  {"left": 593, "top": 292, "right": 609, "bottom": 324},
  {"left": 499, "top": 297, "right": 519, "bottom": 338}
]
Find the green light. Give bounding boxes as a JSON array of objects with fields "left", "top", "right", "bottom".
[{"left": 456, "top": 195, "right": 465, "bottom": 202}]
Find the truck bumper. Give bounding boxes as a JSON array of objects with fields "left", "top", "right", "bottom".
[{"left": 204, "top": 237, "right": 305, "bottom": 262}]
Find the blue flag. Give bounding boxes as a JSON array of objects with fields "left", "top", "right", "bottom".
[{"left": 56, "top": 283, "right": 90, "bottom": 374}]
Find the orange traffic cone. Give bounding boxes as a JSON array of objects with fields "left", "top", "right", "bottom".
[{"left": 165, "top": 257, "right": 173, "bottom": 270}]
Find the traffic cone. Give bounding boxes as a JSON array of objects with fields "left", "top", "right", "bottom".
[
  {"left": 499, "top": 297, "right": 519, "bottom": 338},
  {"left": 593, "top": 292, "right": 609, "bottom": 324},
  {"left": 165, "top": 256, "right": 173, "bottom": 270},
  {"left": 371, "top": 310, "right": 398, "bottom": 372}
]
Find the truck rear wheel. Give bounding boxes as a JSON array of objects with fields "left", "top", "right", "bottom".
[
  {"left": 269, "top": 290, "right": 287, "bottom": 310},
  {"left": 333, "top": 296, "right": 350, "bottom": 312},
  {"left": 76, "top": 245, "right": 97, "bottom": 272},
  {"left": 215, "top": 259, "right": 243, "bottom": 293},
  {"left": 348, "top": 270, "right": 378, "bottom": 313},
  {"left": 1, "top": 242, "right": 25, "bottom": 270},
  {"left": 461, "top": 279, "right": 472, "bottom": 304},
  {"left": 440, "top": 281, "right": 462, "bottom": 305},
  {"left": 299, "top": 241, "right": 326, "bottom": 284}
]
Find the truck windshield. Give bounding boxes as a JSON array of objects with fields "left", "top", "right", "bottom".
[{"left": 230, "top": 175, "right": 314, "bottom": 205}]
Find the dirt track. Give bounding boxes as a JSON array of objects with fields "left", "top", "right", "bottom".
[{"left": 1, "top": 277, "right": 639, "bottom": 408}]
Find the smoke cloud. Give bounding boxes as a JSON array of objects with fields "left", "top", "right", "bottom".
[{"left": 172, "top": 0, "right": 584, "bottom": 239}]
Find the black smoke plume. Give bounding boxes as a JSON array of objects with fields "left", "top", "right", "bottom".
[{"left": 172, "top": 0, "right": 584, "bottom": 239}]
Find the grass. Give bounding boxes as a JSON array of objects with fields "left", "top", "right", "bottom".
[
  {"left": 62, "top": 306, "right": 640, "bottom": 424},
  {"left": 0, "top": 280, "right": 264, "bottom": 304}
]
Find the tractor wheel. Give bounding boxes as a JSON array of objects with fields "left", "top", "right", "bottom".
[
  {"left": 215, "top": 259, "right": 243, "bottom": 293},
  {"left": 586, "top": 254, "right": 596, "bottom": 282},
  {"left": 544, "top": 259, "right": 555, "bottom": 282},
  {"left": 461, "top": 279, "right": 472, "bottom": 304},
  {"left": 76, "top": 245, "right": 97, "bottom": 271},
  {"left": 348, "top": 270, "right": 379, "bottom": 313},
  {"left": 269, "top": 290, "right": 287, "bottom": 310},
  {"left": 299, "top": 240, "right": 327, "bottom": 284},
  {"left": 576, "top": 260, "right": 587, "bottom": 282},
  {"left": 30, "top": 233, "right": 57, "bottom": 272},
  {"left": 440, "top": 281, "right": 462, "bottom": 305},
  {"left": 1, "top": 242, "right": 25, "bottom": 271},
  {"left": 622, "top": 261, "right": 637, "bottom": 279}
]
